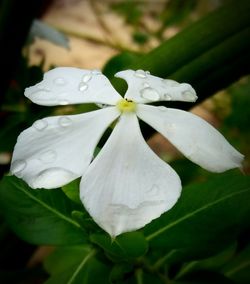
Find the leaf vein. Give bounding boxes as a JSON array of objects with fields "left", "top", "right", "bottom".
[
  {"left": 67, "top": 250, "right": 96, "bottom": 284},
  {"left": 17, "top": 184, "right": 82, "bottom": 229},
  {"left": 146, "top": 187, "right": 250, "bottom": 241}
]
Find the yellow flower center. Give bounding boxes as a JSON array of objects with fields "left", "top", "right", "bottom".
[{"left": 116, "top": 99, "right": 136, "bottom": 113}]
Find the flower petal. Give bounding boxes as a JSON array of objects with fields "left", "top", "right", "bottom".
[
  {"left": 25, "top": 67, "right": 122, "bottom": 106},
  {"left": 80, "top": 113, "right": 181, "bottom": 237},
  {"left": 11, "top": 107, "right": 120, "bottom": 189},
  {"left": 115, "top": 69, "right": 197, "bottom": 103},
  {"left": 137, "top": 104, "right": 244, "bottom": 172}
]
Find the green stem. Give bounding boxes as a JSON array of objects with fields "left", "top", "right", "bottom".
[
  {"left": 174, "top": 261, "right": 198, "bottom": 279},
  {"left": 111, "top": 0, "right": 250, "bottom": 103},
  {"left": 152, "top": 250, "right": 177, "bottom": 270},
  {"left": 135, "top": 268, "right": 143, "bottom": 284}
]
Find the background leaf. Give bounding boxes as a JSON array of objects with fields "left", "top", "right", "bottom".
[
  {"left": 0, "top": 176, "right": 87, "bottom": 245},
  {"left": 44, "top": 245, "right": 110, "bottom": 284},
  {"left": 221, "top": 243, "right": 250, "bottom": 284},
  {"left": 90, "top": 231, "right": 148, "bottom": 261},
  {"left": 144, "top": 171, "right": 250, "bottom": 262}
]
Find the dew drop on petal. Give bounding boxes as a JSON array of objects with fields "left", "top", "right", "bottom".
[
  {"left": 92, "top": 69, "right": 102, "bottom": 75},
  {"left": 39, "top": 150, "right": 57, "bottom": 163},
  {"left": 96, "top": 103, "right": 109, "bottom": 109},
  {"left": 163, "top": 94, "right": 172, "bottom": 101},
  {"left": 182, "top": 91, "right": 197, "bottom": 101},
  {"left": 33, "top": 120, "right": 48, "bottom": 131},
  {"left": 146, "top": 184, "right": 161, "bottom": 198},
  {"left": 59, "top": 100, "right": 69, "bottom": 105},
  {"left": 54, "top": 77, "right": 66, "bottom": 86},
  {"left": 134, "top": 69, "right": 147, "bottom": 78},
  {"left": 36, "top": 83, "right": 50, "bottom": 91},
  {"left": 165, "top": 123, "right": 177, "bottom": 137},
  {"left": 162, "top": 79, "right": 179, "bottom": 87},
  {"left": 79, "top": 82, "right": 88, "bottom": 92},
  {"left": 140, "top": 87, "right": 160, "bottom": 101},
  {"left": 158, "top": 106, "right": 167, "bottom": 111},
  {"left": 58, "top": 116, "right": 72, "bottom": 127},
  {"left": 143, "top": 82, "right": 150, "bottom": 88},
  {"left": 82, "top": 74, "right": 92, "bottom": 83},
  {"left": 30, "top": 168, "right": 78, "bottom": 189},
  {"left": 11, "top": 159, "right": 27, "bottom": 174}
]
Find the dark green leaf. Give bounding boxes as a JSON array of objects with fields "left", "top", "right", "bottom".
[
  {"left": 44, "top": 245, "right": 110, "bottom": 284},
  {"left": 174, "top": 243, "right": 237, "bottom": 280},
  {"left": 174, "top": 270, "right": 235, "bottom": 284},
  {"left": 90, "top": 231, "right": 148, "bottom": 261},
  {"left": 103, "top": 52, "right": 141, "bottom": 77},
  {"left": 222, "top": 243, "right": 250, "bottom": 284},
  {"left": 109, "top": 263, "right": 133, "bottom": 283},
  {"left": 62, "top": 178, "right": 81, "bottom": 204},
  {"left": 0, "top": 176, "right": 87, "bottom": 245},
  {"left": 144, "top": 172, "right": 250, "bottom": 260}
]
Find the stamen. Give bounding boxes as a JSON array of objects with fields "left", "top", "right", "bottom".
[{"left": 116, "top": 99, "right": 137, "bottom": 113}]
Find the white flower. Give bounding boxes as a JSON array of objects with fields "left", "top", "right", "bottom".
[{"left": 10, "top": 68, "right": 244, "bottom": 237}]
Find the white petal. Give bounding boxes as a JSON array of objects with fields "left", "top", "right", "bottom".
[
  {"left": 11, "top": 107, "right": 120, "bottom": 189},
  {"left": 137, "top": 104, "right": 244, "bottom": 172},
  {"left": 25, "top": 67, "right": 122, "bottom": 106},
  {"left": 115, "top": 69, "right": 197, "bottom": 103},
  {"left": 80, "top": 113, "right": 181, "bottom": 237}
]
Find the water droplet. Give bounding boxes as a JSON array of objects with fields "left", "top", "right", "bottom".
[
  {"left": 39, "top": 150, "right": 56, "bottom": 163},
  {"left": 163, "top": 79, "right": 179, "bottom": 87},
  {"left": 147, "top": 184, "right": 161, "bottom": 196},
  {"left": 59, "top": 100, "right": 69, "bottom": 105},
  {"left": 11, "top": 160, "right": 26, "bottom": 174},
  {"left": 82, "top": 74, "right": 92, "bottom": 83},
  {"left": 182, "top": 91, "right": 197, "bottom": 101},
  {"left": 33, "top": 119, "right": 48, "bottom": 131},
  {"left": 134, "top": 69, "right": 147, "bottom": 78},
  {"left": 54, "top": 77, "right": 66, "bottom": 86},
  {"left": 58, "top": 116, "right": 72, "bottom": 127},
  {"left": 146, "top": 70, "right": 151, "bottom": 75},
  {"left": 36, "top": 84, "right": 50, "bottom": 91},
  {"left": 79, "top": 82, "right": 88, "bottom": 92},
  {"left": 158, "top": 106, "right": 167, "bottom": 111},
  {"left": 96, "top": 103, "right": 108, "bottom": 108},
  {"left": 140, "top": 87, "right": 160, "bottom": 101},
  {"left": 31, "top": 168, "right": 78, "bottom": 189},
  {"left": 92, "top": 69, "right": 102, "bottom": 75},
  {"left": 166, "top": 123, "right": 177, "bottom": 137},
  {"left": 163, "top": 94, "right": 172, "bottom": 101},
  {"left": 143, "top": 82, "right": 150, "bottom": 88}
]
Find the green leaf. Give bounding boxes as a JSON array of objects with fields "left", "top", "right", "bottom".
[
  {"left": 174, "top": 243, "right": 237, "bottom": 280},
  {"left": 174, "top": 270, "right": 235, "bottom": 284},
  {"left": 144, "top": 172, "right": 250, "bottom": 259},
  {"left": 90, "top": 231, "right": 148, "bottom": 261},
  {"left": 44, "top": 245, "right": 110, "bottom": 284},
  {"left": 0, "top": 176, "right": 87, "bottom": 245},
  {"left": 222, "top": 243, "right": 250, "bottom": 284},
  {"left": 62, "top": 178, "right": 81, "bottom": 204},
  {"left": 109, "top": 263, "right": 133, "bottom": 283}
]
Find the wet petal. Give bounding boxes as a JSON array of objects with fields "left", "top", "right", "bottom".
[
  {"left": 137, "top": 104, "right": 244, "bottom": 172},
  {"left": 80, "top": 113, "right": 181, "bottom": 237},
  {"left": 115, "top": 69, "right": 197, "bottom": 103},
  {"left": 25, "top": 67, "right": 122, "bottom": 106},
  {"left": 11, "top": 107, "right": 120, "bottom": 189}
]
